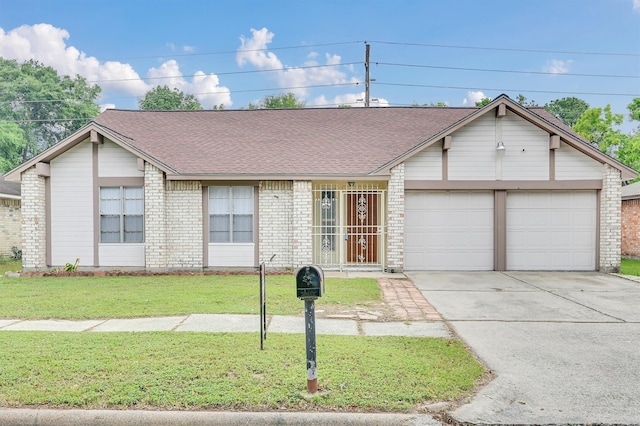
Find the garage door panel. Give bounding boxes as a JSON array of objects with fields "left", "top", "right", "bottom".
[
  {"left": 507, "top": 191, "right": 596, "bottom": 271},
  {"left": 405, "top": 191, "right": 493, "bottom": 270}
]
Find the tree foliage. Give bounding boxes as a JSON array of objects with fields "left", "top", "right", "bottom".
[
  {"left": 544, "top": 97, "right": 590, "bottom": 127},
  {"left": 0, "top": 122, "right": 27, "bottom": 173},
  {"left": 571, "top": 99, "right": 640, "bottom": 175},
  {"left": 138, "top": 85, "right": 203, "bottom": 111},
  {"left": 475, "top": 98, "right": 492, "bottom": 107},
  {"left": 248, "top": 92, "right": 305, "bottom": 109},
  {"left": 573, "top": 104, "right": 625, "bottom": 155},
  {"left": 0, "top": 58, "right": 101, "bottom": 167},
  {"left": 412, "top": 102, "right": 448, "bottom": 107}
]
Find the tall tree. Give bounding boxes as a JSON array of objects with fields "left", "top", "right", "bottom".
[
  {"left": 0, "top": 122, "right": 27, "bottom": 173},
  {"left": 544, "top": 97, "right": 590, "bottom": 127},
  {"left": 0, "top": 58, "right": 101, "bottom": 163},
  {"left": 248, "top": 92, "right": 305, "bottom": 109},
  {"left": 475, "top": 98, "right": 492, "bottom": 107},
  {"left": 515, "top": 94, "right": 537, "bottom": 107},
  {"left": 628, "top": 97, "right": 640, "bottom": 123},
  {"left": 138, "top": 85, "right": 203, "bottom": 110},
  {"left": 573, "top": 104, "right": 625, "bottom": 155}
]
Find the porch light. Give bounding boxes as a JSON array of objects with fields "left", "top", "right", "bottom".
[
  {"left": 348, "top": 181, "right": 355, "bottom": 187},
  {"left": 496, "top": 141, "right": 506, "bottom": 151}
]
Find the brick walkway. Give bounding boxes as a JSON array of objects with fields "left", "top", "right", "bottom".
[{"left": 378, "top": 278, "right": 442, "bottom": 321}]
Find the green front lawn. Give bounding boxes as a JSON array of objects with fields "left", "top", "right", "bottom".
[
  {"left": 0, "top": 271, "right": 487, "bottom": 411},
  {"left": 0, "top": 274, "right": 380, "bottom": 320},
  {"left": 621, "top": 258, "right": 640, "bottom": 276},
  {"left": 0, "top": 258, "right": 20, "bottom": 276},
  {"left": 0, "top": 332, "right": 484, "bottom": 411}
]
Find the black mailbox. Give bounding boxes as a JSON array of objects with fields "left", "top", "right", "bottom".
[{"left": 296, "top": 265, "right": 325, "bottom": 300}]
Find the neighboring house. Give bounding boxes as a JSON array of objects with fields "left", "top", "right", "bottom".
[
  {"left": 621, "top": 181, "right": 640, "bottom": 257},
  {"left": 0, "top": 174, "right": 21, "bottom": 257},
  {"left": 4, "top": 95, "right": 636, "bottom": 273}
]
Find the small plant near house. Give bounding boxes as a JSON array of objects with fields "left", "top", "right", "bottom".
[
  {"left": 52, "top": 258, "right": 80, "bottom": 273},
  {"left": 64, "top": 258, "right": 80, "bottom": 272},
  {"left": 11, "top": 246, "right": 22, "bottom": 261}
]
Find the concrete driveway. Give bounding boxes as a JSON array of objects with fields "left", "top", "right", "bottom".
[{"left": 405, "top": 271, "right": 640, "bottom": 425}]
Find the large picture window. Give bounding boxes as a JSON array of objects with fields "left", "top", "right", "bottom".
[
  {"left": 209, "top": 186, "right": 254, "bottom": 243},
  {"left": 100, "top": 187, "right": 144, "bottom": 243}
]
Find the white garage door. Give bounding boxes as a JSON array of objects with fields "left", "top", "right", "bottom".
[
  {"left": 405, "top": 191, "right": 494, "bottom": 270},
  {"left": 506, "top": 191, "right": 597, "bottom": 270}
]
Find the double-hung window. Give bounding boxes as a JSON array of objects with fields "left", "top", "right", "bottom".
[
  {"left": 100, "top": 187, "right": 144, "bottom": 243},
  {"left": 209, "top": 186, "right": 254, "bottom": 243}
]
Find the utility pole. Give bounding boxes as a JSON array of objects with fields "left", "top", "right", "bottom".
[{"left": 364, "top": 43, "right": 370, "bottom": 108}]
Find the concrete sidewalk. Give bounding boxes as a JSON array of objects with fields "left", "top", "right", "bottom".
[{"left": 0, "top": 313, "right": 451, "bottom": 338}]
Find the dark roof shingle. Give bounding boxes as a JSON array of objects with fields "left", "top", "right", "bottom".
[{"left": 93, "top": 107, "right": 476, "bottom": 176}]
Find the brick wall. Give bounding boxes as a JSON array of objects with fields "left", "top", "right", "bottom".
[
  {"left": 165, "top": 180, "right": 203, "bottom": 268},
  {"left": 259, "top": 181, "right": 293, "bottom": 269},
  {"left": 0, "top": 198, "right": 21, "bottom": 257},
  {"left": 622, "top": 198, "right": 640, "bottom": 257},
  {"left": 20, "top": 167, "right": 46, "bottom": 270},
  {"left": 292, "top": 181, "right": 312, "bottom": 268},
  {"left": 386, "top": 163, "right": 404, "bottom": 271},
  {"left": 144, "top": 163, "right": 167, "bottom": 270},
  {"left": 599, "top": 164, "right": 622, "bottom": 272}
]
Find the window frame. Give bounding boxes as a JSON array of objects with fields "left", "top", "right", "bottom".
[
  {"left": 208, "top": 186, "right": 254, "bottom": 244},
  {"left": 99, "top": 186, "right": 145, "bottom": 244}
]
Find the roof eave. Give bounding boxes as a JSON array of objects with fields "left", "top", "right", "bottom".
[
  {"left": 166, "top": 173, "right": 390, "bottom": 181},
  {"left": 3, "top": 122, "right": 178, "bottom": 182}
]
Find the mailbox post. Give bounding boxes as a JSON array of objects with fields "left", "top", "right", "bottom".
[{"left": 296, "top": 265, "right": 324, "bottom": 394}]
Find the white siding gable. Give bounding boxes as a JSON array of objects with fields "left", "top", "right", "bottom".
[
  {"left": 448, "top": 113, "right": 496, "bottom": 180},
  {"left": 98, "top": 139, "right": 143, "bottom": 177},
  {"left": 555, "top": 141, "right": 603, "bottom": 180},
  {"left": 404, "top": 142, "right": 442, "bottom": 180},
  {"left": 50, "top": 140, "right": 94, "bottom": 266},
  {"left": 501, "top": 111, "right": 549, "bottom": 180}
]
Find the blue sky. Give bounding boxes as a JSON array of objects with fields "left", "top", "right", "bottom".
[{"left": 0, "top": 0, "right": 638, "bottom": 125}]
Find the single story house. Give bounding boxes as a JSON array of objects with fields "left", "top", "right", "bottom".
[
  {"left": 4, "top": 95, "right": 636, "bottom": 273},
  {"left": 621, "top": 181, "right": 640, "bottom": 257},
  {"left": 0, "top": 175, "right": 21, "bottom": 258}
]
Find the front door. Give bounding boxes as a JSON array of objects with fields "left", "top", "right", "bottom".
[{"left": 346, "top": 192, "right": 378, "bottom": 263}]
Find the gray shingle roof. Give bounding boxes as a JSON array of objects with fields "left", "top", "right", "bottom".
[
  {"left": 0, "top": 175, "right": 20, "bottom": 197},
  {"left": 93, "top": 107, "right": 477, "bottom": 176}
]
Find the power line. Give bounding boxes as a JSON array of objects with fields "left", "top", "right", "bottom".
[
  {"left": 107, "top": 41, "right": 364, "bottom": 61},
  {"left": 369, "top": 40, "right": 640, "bottom": 57},
  {"left": 0, "top": 62, "right": 362, "bottom": 89},
  {"left": 374, "top": 81, "right": 640, "bottom": 97},
  {"left": 376, "top": 62, "right": 640, "bottom": 79}
]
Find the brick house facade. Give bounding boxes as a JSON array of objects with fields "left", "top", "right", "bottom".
[
  {"left": 5, "top": 95, "right": 635, "bottom": 273},
  {"left": 621, "top": 181, "right": 640, "bottom": 257},
  {"left": 0, "top": 175, "right": 21, "bottom": 258}
]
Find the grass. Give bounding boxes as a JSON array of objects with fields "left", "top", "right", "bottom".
[
  {"left": 620, "top": 258, "right": 640, "bottom": 276},
  {"left": 0, "top": 258, "right": 21, "bottom": 276},
  {"left": 0, "top": 332, "right": 484, "bottom": 411},
  {"left": 0, "top": 274, "right": 380, "bottom": 319},
  {"left": 0, "top": 266, "right": 486, "bottom": 411}
]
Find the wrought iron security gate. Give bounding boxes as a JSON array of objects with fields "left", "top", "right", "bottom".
[{"left": 312, "top": 184, "right": 386, "bottom": 270}]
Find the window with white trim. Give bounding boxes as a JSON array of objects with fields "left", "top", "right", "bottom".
[
  {"left": 100, "top": 187, "right": 144, "bottom": 243},
  {"left": 209, "top": 186, "right": 254, "bottom": 243}
]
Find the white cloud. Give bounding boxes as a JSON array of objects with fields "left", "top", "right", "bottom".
[
  {"left": 147, "top": 60, "right": 232, "bottom": 108},
  {"left": 543, "top": 59, "right": 572, "bottom": 74},
  {"left": 236, "top": 27, "right": 359, "bottom": 98},
  {"left": 99, "top": 103, "right": 116, "bottom": 112},
  {"left": 0, "top": 24, "right": 148, "bottom": 97},
  {"left": 634, "top": 0, "right": 640, "bottom": 11},
  {"left": 0, "top": 23, "right": 231, "bottom": 108},
  {"left": 462, "top": 91, "right": 487, "bottom": 106}
]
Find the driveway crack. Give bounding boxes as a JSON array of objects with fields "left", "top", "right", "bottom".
[{"left": 500, "top": 272, "right": 627, "bottom": 323}]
